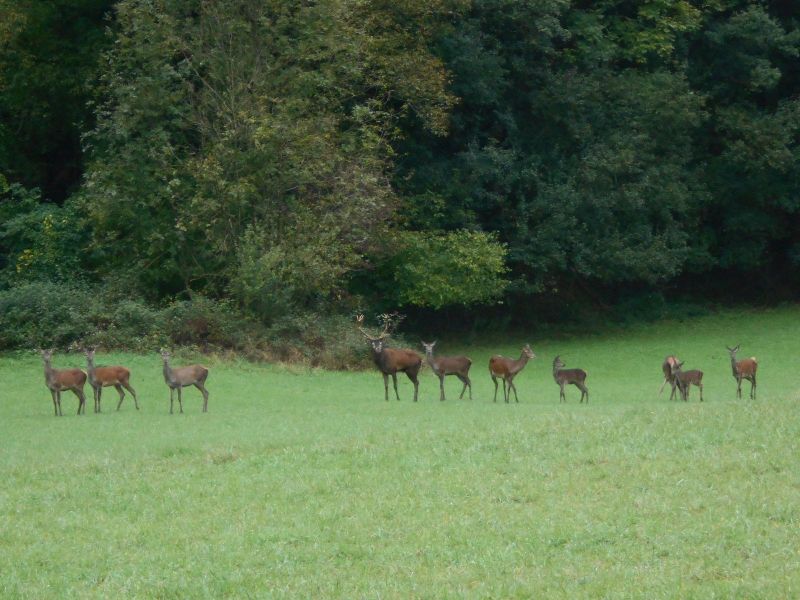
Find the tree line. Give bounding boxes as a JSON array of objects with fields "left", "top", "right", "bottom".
[{"left": 1, "top": 0, "right": 799, "bottom": 358}]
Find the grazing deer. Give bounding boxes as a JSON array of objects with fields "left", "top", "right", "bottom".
[
  {"left": 670, "top": 360, "right": 704, "bottom": 402},
  {"left": 84, "top": 348, "right": 138, "bottom": 413},
  {"left": 726, "top": 344, "right": 757, "bottom": 399},
  {"left": 489, "top": 344, "right": 536, "bottom": 403},
  {"left": 357, "top": 315, "right": 422, "bottom": 402},
  {"left": 659, "top": 355, "right": 681, "bottom": 400},
  {"left": 41, "top": 349, "right": 87, "bottom": 416},
  {"left": 552, "top": 355, "right": 589, "bottom": 403},
  {"left": 160, "top": 349, "right": 210, "bottom": 413},
  {"left": 421, "top": 341, "right": 472, "bottom": 401}
]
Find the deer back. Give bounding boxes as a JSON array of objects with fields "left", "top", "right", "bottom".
[
  {"left": 433, "top": 355, "right": 471, "bottom": 376},
  {"left": 48, "top": 367, "right": 87, "bottom": 389},
  {"left": 735, "top": 357, "right": 758, "bottom": 377},
  {"left": 379, "top": 348, "right": 421, "bottom": 374},
  {"left": 676, "top": 369, "right": 703, "bottom": 385},
  {"left": 555, "top": 368, "right": 587, "bottom": 384},
  {"left": 91, "top": 365, "right": 131, "bottom": 385}
]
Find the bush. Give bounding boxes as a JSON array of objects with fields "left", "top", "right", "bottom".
[{"left": 0, "top": 282, "right": 98, "bottom": 349}]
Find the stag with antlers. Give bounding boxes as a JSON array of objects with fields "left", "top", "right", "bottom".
[{"left": 357, "top": 314, "right": 422, "bottom": 402}]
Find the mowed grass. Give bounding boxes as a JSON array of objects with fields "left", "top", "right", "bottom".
[{"left": 1, "top": 307, "right": 799, "bottom": 598}]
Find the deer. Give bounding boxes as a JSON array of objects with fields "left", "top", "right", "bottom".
[
  {"left": 420, "top": 341, "right": 472, "bottom": 401},
  {"left": 41, "top": 349, "right": 87, "bottom": 416},
  {"left": 357, "top": 314, "right": 422, "bottom": 402},
  {"left": 84, "top": 348, "right": 138, "bottom": 413},
  {"left": 489, "top": 344, "right": 536, "bottom": 403},
  {"left": 552, "top": 355, "right": 589, "bottom": 403},
  {"left": 160, "top": 349, "right": 210, "bottom": 413},
  {"left": 670, "top": 360, "right": 704, "bottom": 402},
  {"left": 726, "top": 344, "right": 757, "bottom": 399},
  {"left": 659, "top": 355, "right": 681, "bottom": 400}
]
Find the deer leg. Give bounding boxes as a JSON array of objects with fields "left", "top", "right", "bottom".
[
  {"left": 658, "top": 377, "right": 669, "bottom": 396},
  {"left": 502, "top": 379, "right": 509, "bottom": 403},
  {"left": 56, "top": 390, "right": 63, "bottom": 416},
  {"left": 559, "top": 383, "right": 565, "bottom": 403},
  {"left": 509, "top": 378, "right": 519, "bottom": 403},
  {"left": 51, "top": 390, "right": 58, "bottom": 416},
  {"left": 409, "top": 372, "right": 419, "bottom": 403},
  {"left": 669, "top": 381, "right": 677, "bottom": 401},
  {"left": 457, "top": 375, "right": 470, "bottom": 399},
  {"left": 123, "top": 382, "right": 139, "bottom": 410},
  {"left": 169, "top": 387, "right": 174, "bottom": 414},
  {"left": 736, "top": 377, "right": 742, "bottom": 399},
  {"left": 115, "top": 384, "right": 126, "bottom": 410},
  {"left": 750, "top": 375, "right": 756, "bottom": 400},
  {"left": 439, "top": 374, "right": 445, "bottom": 401},
  {"left": 382, "top": 373, "right": 389, "bottom": 401},
  {"left": 698, "top": 383, "right": 703, "bottom": 402},
  {"left": 391, "top": 373, "right": 400, "bottom": 401},
  {"left": 177, "top": 386, "right": 184, "bottom": 413},
  {"left": 73, "top": 388, "right": 85, "bottom": 415},
  {"left": 492, "top": 376, "right": 499, "bottom": 402},
  {"left": 195, "top": 383, "right": 209, "bottom": 412}
]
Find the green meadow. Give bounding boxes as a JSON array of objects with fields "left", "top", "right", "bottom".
[{"left": 1, "top": 307, "right": 799, "bottom": 598}]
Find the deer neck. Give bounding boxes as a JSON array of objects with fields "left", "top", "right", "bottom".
[
  {"left": 730, "top": 355, "right": 739, "bottom": 376},
  {"left": 43, "top": 359, "right": 56, "bottom": 385},
  {"left": 86, "top": 356, "right": 97, "bottom": 382},
  {"left": 425, "top": 351, "right": 440, "bottom": 374},
  {"left": 552, "top": 364, "right": 561, "bottom": 382},
  {"left": 511, "top": 352, "right": 529, "bottom": 375},
  {"left": 163, "top": 359, "right": 174, "bottom": 384}
]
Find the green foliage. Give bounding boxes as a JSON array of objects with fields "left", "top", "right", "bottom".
[
  {"left": 391, "top": 230, "right": 508, "bottom": 309},
  {"left": 0, "top": 0, "right": 113, "bottom": 201},
  {"left": 0, "top": 282, "right": 97, "bottom": 349},
  {"left": 0, "top": 184, "right": 88, "bottom": 285}
]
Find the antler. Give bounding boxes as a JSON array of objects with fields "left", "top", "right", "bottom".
[{"left": 356, "top": 314, "right": 389, "bottom": 341}]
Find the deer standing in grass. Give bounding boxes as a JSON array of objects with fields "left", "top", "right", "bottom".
[
  {"left": 421, "top": 341, "right": 472, "bottom": 401},
  {"left": 727, "top": 344, "right": 757, "bottom": 399},
  {"left": 160, "top": 349, "right": 210, "bottom": 413},
  {"left": 357, "top": 315, "right": 422, "bottom": 402},
  {"left": 659, "top": 355, "right": 681, "bottom": 400},
  {"left": 41, "top": 349, "right": 87, "bottom": 416},
  {"left": 489, "top": 344, "right": 536, "bottom": 403},
  {"left": 670, "top": 360, "right": 703, "bottom": 402},
  {"left": 84, "top": 348, "right": 138, "bottom": 413},
  {"left": 552, "top": 356, "right": 589, "bottom": 403}
]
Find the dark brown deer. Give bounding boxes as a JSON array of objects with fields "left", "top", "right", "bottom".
[
  {"left": 41, "top": 349, "right": 87, "bottom": 416},
  {"left": 659, "top": 355, "right": 681, "bottom": 400},
  {"left": 489, "top": 344, "right": 536, "bottom": 403},
  {"left": 726, "top": 344, "right": 757, "bottom": 399},
  {"left": 552, "top": 355, "right": 589, "bottom": 403},
  {"left": 85, "top": 348, "right": 138, "bottom": 413},
  {"left": 160, "top": 349, "right": 210, "bottom": 413},
  {"left": 357, "top": 315, "right": 422, "bottom": 402},
  {"left": 421, "top": 341, "right": 472, "bottom": 401},
  {"left": 670, "top": 360, "right": 704, "bottom": 402}
]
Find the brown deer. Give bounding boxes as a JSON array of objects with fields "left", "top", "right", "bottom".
[
  {"left": 670, "top": 360, "right": 704, "bottom": 402},
  {"left": 659, "top": 355, "right": 681, "bottom": 400},
  {"left": 552, "top": 355, "right": 589, "bottom": 403},
  {"left": 160, "top": 349, "right": 210, "bottom": 413},
  {"left": 85, "top": 348, "right": 138, "bottom": 413},
  {"left": 726, "top": 344, "right": 757, "bottom": 399},
  {"left": 41, "top": 349, "right": 87, "bottom": 416},
  {"left": 357, "top": 315, "right": 422, "bottom": 402},
  {"left": 421, "top": 341, "right": 472, "bottom": 401},
  {"left": 489, "top": 344, "right": 536, "bottom": 403}
]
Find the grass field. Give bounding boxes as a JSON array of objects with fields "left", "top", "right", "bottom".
[{"left": 1, "top": 306, "right": 799, "bottom": 598}]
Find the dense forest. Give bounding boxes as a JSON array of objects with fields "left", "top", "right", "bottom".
[{"left": 1, "top": 0, "right": 799, "bottom": 363}]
